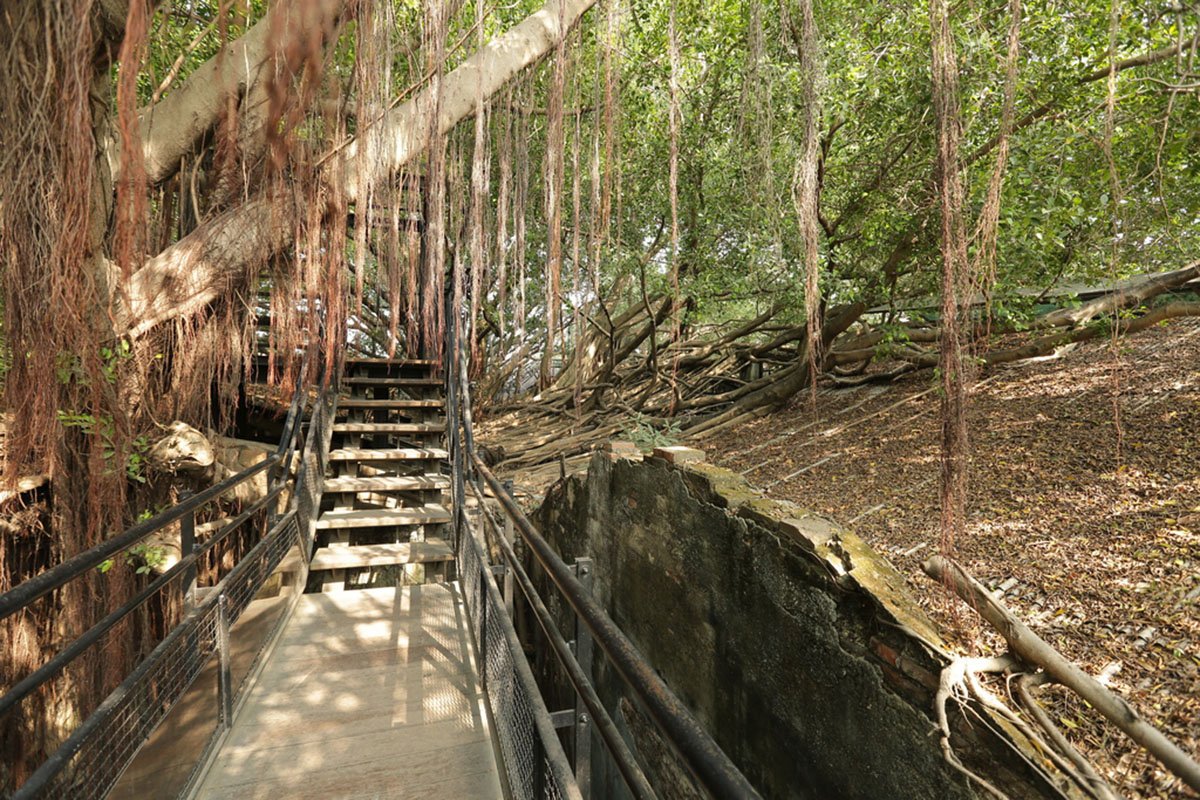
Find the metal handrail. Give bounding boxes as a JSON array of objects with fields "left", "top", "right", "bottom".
[
  {"left": 467, "top": 478, "right": 657, "bottom": 800},
  {"left": 13, "top": 506, "right": 300, "bottom": 800},
  {"left": 442, "top": 293, "right": 579, "bottom": 798},
  {"left": 0, "top": 457, "right": 279, "bottom": 621},
  {"left": 0, "top": 487, "right": 289, "bottom": 718},
  {"left": 458, "top": 490, "right": 581, "bottom": 799},
  {"left": 469, "top": 455, "right": 762, "bottom": 799},
  {"left": 0, "top": 339, "right": 325, "bottom": 799},
  {"left": 441, "top": 283, "right": 759, "bottom": 797},
  {"left": 0, "top": 346, "right": 319, "bottom": 623}
]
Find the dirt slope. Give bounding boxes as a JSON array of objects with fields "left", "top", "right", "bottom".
[{"left": 705, "top": 319, "right": 1200, "bottom": 800}]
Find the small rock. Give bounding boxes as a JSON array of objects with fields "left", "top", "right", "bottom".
[
  {"left": 652, "top": 445, "right": 706, "bottom": 465},
  {"left": 604, "top": 440, "right": 642, "bottom": 460}
]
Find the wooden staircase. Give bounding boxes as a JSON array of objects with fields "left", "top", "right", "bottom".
[{"left": 309, "top": 357, "right": 453, "bottom": 592}]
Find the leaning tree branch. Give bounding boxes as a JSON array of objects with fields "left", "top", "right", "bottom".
[
  {"left": 1035, "top": 260, "right": 1200, "bottom": 329},
  {"left": 894, "top": 299, "right": 1200, "bottom": 370},
  {"left": 924, "top": 555, "right": 1200, "bottom": 794},
  {"left": 117, "top": 0, "right": 599, "bottom": 339},
  {"left": 340, "top": 0, "right": 600, "bottom": 201},
  {"left": 125, "top": 0, "right": 346, "bottom": 186}
]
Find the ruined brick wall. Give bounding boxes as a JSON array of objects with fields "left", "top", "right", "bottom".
[{"left": 534, "top": 451, "right": 1077, "bottom": 800}]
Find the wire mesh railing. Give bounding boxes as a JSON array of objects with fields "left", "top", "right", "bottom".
[
  {"left": 441, "top": 287, "right": 580, "bottom": 800},
  {"left": 0, "top": 347, "right": 337, "bottom": 800},
  {"left": 456, "top": 500, "right": 580, "bottom": 800},
  {"left": 29, "top": 512, "right": 300, "bottom": 800},
  {"left": 442, "top": 288, "right": 760, "bottom": 800}
]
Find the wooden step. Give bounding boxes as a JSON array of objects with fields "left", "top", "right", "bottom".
[
  {"left": 343, "top": 377, "right": 442, "bottom": 387},
  {"left": 309, "top": 538, "right": 453, "bottom": 570},
  {"left": 327, "top": 447, "right": 448, "bottom": 461},
  {"left": 344, "top": 357, "right": 439, "bottom": 366},
  {"left": 332, "top": 422, "right": 445, "bottom": 434},
  {"left": 323, "top": 475, "right": 450, "bottom": 493},
  {"left": 337, "top": 398, "right": 443, "bottom": 409},
  {"left": 315, "top": 505, "right": 451, "bottom": 530}
]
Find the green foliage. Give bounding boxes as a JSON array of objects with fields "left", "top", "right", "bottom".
[
  {"left": 130, "top": 0, "right": 1200, "bottom": 342},
  {"left": 98, "top": 536, "right": 168, "bottom": 576},
  {"left": 99, "top": 339, "right": 133, "bottom": 384},
  {"left": 127, "top": 543, "right": 168, "bottom": 575},
  {"left": 620, "top": 414, "right": 683, "bottom": 450},
  {"left": 56, "top": 412, "right": 151, "bottom": 483},
  {"left": 125, "top": 435, "right": 152, "bottom": 483},
  {"left": 540, "top": 0, "right": 1200, "bottom": 319},
  {"left": 871, "top": 322, "right": 913, "bottom": 360}
]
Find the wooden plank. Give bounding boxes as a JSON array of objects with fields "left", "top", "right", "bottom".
[
  {"left": 289, "top": 583, "right": 455, "bottom": 615},
  {"left": 327, "top": 447, "right": 448, "bottom": 461},
  {"left": 224, "top": 686, "right": 478, "bottom": 749},
  {"left": 343, "top": 357, "right": 439, "bottom": 366},
  {"left": 330, "top": 422, "right": 445, "bottom": 434},
  {"left": 198, "top": 740, "right": 502, "bottom": 800},
  {"left": 309, "top": 539, "right": 453, "bottom": 568},
  {"left": 193, "top": 582, "right": 503, "bottom": 800},
  {"left": 342, "top": 377, "right": 442, "bottom": 386},
  {"left": 336, "top": 398, "right": 443, "bottom": 408},
  {"left": 246, "top": 652, "right": 474, "bottom": 699},
  {"left": 200, "top": 721, "right": 494, "bottom": 793},
  {"left": 255, "top": 638, "right": 462, "bottom": 675},
  {"left": 322, "top": 475, "right": 449, "bottom": 493},
  {"left": 314, "top": 506, "right": 450, "bottom": 529}
]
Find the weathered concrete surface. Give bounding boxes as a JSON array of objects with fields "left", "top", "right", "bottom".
[{"left": 534, "top": 452, "right": 1078, "bottom": 800}]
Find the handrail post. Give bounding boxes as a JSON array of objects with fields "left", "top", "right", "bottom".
[
  {"left": 180, "top": 491, "right": 197, "bottom": 611},
  {"left": 533, "top": 727, "right": 546, "bottom": 799},
  {"left": 266, "top": 460, "right": 280, "bottom": 527},
  {"left": 478, "top": 565, "right": 488, "bottom": 695},
  {"left": 216, "top": 593, "right": 234, "bottom": 729},
  {"left": 502, "top": 479, "right": 515, "bottom": 616},
  {"left": 572, "top": 557, "right": 594, "bottom": 800}
]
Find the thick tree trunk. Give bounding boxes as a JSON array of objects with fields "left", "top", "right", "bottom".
[
  {"left": 116, "top": 0, "right": 598, "bottom": 339},
  {"left": 116, "top": 195, "right": 291, "bottom": 337},
  {"left": 121, "top": 0, "right": 346, "bottom": 186}
]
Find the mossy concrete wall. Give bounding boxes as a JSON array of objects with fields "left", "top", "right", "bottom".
[{"left": 534, "top": 452, "right": 1075, "bottom": 800}]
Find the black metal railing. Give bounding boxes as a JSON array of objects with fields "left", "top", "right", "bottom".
[
  {"left": 442, "top": 295, "right": 761, "bottom": 799},
  {"left": 466, "top": 456, "right": 762, "bottom": 799},
  {"left": 0, "top": 346, "right": 336, "bottom": 800},
  {"left": 439, "top": 290, "right": 572, "bottom": 798},
  {"left": 455, "top": 488, "right": 581, "bottom": 800},
  {"left": 464, "top": 474, "right": 654, "bottom": 799}
]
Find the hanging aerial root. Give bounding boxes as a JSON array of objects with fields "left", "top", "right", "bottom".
[{"left": 934, "top": 655, "right": 1016, "bottom": 800}]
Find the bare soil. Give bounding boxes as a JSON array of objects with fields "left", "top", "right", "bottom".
[{"left": 705, "top": 319, "right": 1200, "bottom": 800}]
